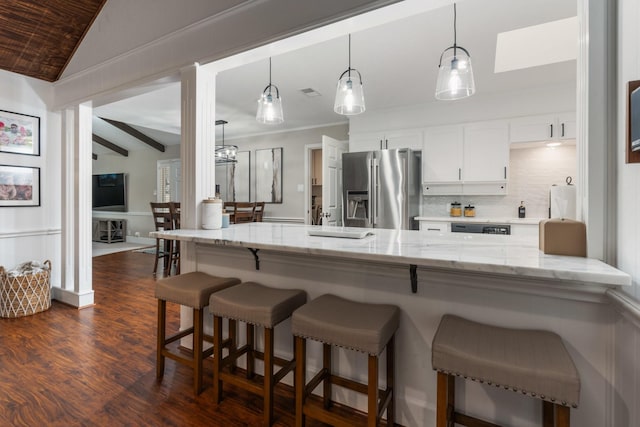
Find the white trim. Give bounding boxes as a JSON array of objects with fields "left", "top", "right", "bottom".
[
  {"left": 0, "top": 228, "right": 61, "bottom": 239},
  {"left": 223, "top": 121, "right": 349, "bottom": 142},
  {"left": 51, "top": 287, "right": 95, "bottom": 309},
  {"left": 607, "top": 289, "right": 640, "bottom": 329},
  {"left": 304, "top": 143, "right": 323, "bottom": 225}
]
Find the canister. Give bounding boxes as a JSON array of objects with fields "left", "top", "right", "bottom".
[
  {"left": 202, "top": 198, "right": 222, "bottom": 229},
  {"left": 464, "top": 205, "right": 475, "bottom": 217},
  {"left": 450, "top": 202, "right": 462, "bottom": 217}
]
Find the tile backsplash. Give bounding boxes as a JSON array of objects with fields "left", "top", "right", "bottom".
[{"left": 422, "top": 144, "right": 577, "bottom": 219}]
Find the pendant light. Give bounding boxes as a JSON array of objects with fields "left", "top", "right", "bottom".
[
  {"left": 334, "top": 34, "right": 365, "bottom": 115},
  {"left": 435, "top": 3, "right": 476, "bottom": 100},
  {"left": 215, "top": 120, "right": 238, "bottom": 165},
  {"left": 256, "top": 57, "right": 284, "bottom": 124}
]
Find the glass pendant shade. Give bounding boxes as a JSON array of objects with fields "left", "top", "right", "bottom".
[
  {"left": 334, "top": 34, "right": 365, "bottom": 116},
  {"left": 435, "top": 3, "right": 475, "bottom": 101},
  {"left": 435, "top": 46, "right": 475, "bottom": 100},
  {"left": 256, "top": 57, "right": 284, "bottom": 125},
  {"left": 334, "top": 70, "right": 365, "bottom": 115},
  {"left": 256, "top": 87, "right": 284, "bottom": 124}
]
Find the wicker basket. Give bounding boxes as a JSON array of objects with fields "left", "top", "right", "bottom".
[{"left": 0, "top": 260, "right": 51, "bottom": 318}]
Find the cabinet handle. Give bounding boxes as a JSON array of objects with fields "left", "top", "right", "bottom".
[
  {"left": 427, "top": 228, "right": 440, "bottom": 231},
  {"left": 550, "top": 124, "right": 554, "bottom": 138},
  {"left": 561, "top": 123, "right": 565, "bottom": 137},
  {"left": 380, "top": 139, "right": 383, "bottom": 150},
  {"left": 385, "top": 139, "right": 388, "bottom": 149},
  {"left": 458, "top": 168, "right": 461, "bottom": 180},
  {"left": 504, "top": 166, "right": 507, "bottom": 179}
]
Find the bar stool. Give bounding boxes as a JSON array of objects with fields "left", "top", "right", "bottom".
[
  {"left": 155, "top": 272, "right": 241, "bottom": 395},
  {"left": 292, "top": 294, "right": 400, "bottom": 427},
  {"left": 432, "top": 314, "right": 580, "bottom": 427},
  {"left": 210, "top": 282, "right": 307, "bottom": 426}
]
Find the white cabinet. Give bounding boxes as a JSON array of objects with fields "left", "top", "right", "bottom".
[
  {"left": 349, "top": 129, "right": 422, "bottom": 152},
  {"left": 509, "top": 112, "right": 576, "bottom": 143},
  {"left": 419, "top": 221, "right": 450, "bottom": 233},
  {"left": 463, "top": 122, "right": 509, "bottom": 182},
  {"left": 423, "top": 121, "right": 509, "bottom": 195}
]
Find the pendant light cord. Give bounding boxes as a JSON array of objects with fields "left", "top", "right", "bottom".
[
  {"left": 268, "top": 57, "right": 272, "bottom": 95},
  {"left": 348, "top": 34, "right": 351, "bottom": 78},
  {"left": 453, "top": 3, "right": 457, "bottom": 56}
]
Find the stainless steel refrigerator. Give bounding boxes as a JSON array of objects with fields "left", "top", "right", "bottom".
[{"left": 342, "top": 148, "right": 421, "bottom": 230}]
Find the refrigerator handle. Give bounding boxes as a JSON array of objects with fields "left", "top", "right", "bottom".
[{"left": 374, "top": 159, "right": 380, "bottom": 226}]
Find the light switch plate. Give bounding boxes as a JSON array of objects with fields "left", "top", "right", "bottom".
[{"left": 297, "top": 184, "right": 304, "bottom": 192}]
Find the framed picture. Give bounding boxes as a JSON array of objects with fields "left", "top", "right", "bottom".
[
  {"left": 255, "top": 148, "right": 283, "bottom": 203},
  {"left": 0, "top": 110, "right": 40, "bottom": 156},
  {"left": 627, "top": 80, "right": 640, "bottom": 163},
  {"left": 0, "top": 165, "right": 40, "bottom": 207}
]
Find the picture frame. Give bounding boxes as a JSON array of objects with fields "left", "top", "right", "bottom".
[
  {"left": 255, "top": 147, "right": 283, "bottom": 204},
  {"left": 626, "top": 80, "right": 640, "bottom": 164},
  {"left": 0, "top": 164, "right": 40, "bottom": 207},
  {"left": 0, "top": 110, "right": 40, "bottom": 156}
]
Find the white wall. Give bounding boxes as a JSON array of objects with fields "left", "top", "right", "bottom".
[
  {"left": 613, "top": 0, "right": 640, "bottom": 426},
  {"left": 216, "top": 124, "right": 348, "bottom": 220},
  {"left": 422, "top": 145, "right": 577, "bottom": 219},
  {"left": 0, "top": 70, "right": 61, "bottom": 286},
  {"left": 92, "top": 144, "right": 180, "bottom": 239}
]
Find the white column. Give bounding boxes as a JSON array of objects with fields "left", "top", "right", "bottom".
[
  {"left": 56, "top": 103, "right": 94, "bottom": 307},
  {"left": 179, "top": 63, "right": 217, "bottom": 330}
]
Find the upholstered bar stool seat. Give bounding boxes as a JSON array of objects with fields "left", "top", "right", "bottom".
[
  {"left": 155, "top": 272, "right": 241, "bottom": 395},
  {"left": 432, "top": 314, "right": 580, "bottom": 427},
  {"left": 292, "top": 294, "right": 400, "bottom": 427},
  {"left": 210, "top": 282, "right": 307, "bottom": 426}
]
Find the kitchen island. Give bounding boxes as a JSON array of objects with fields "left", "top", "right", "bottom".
[{"left": 152, "top": 223, "right": 629, "bottom": 427}]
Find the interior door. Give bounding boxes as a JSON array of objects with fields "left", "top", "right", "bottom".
[{"left": 322, "top": 135, "right": 349, "bottom": 226}]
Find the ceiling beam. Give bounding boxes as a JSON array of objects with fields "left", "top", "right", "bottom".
[
  {"left": 92, "top": 153, "right": 98, "bottom": 160},
  {"left": 100, "top": 117, "right": 166, "bottom": 152},
  {"left": 92, "top": 134, "right": 129, "bottom": 157}
]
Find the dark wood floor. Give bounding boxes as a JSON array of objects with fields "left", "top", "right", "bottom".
[{"left": 0, "top": 250, "right": 342, "bottom": 427}]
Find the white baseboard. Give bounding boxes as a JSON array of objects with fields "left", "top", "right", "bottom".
[{"left": 51, "top": 287, "right": 95, "bottom": 308}]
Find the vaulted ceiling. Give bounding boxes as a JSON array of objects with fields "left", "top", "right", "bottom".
[{"left": 0, "top": 0, "right": 106, "bottom": 82}]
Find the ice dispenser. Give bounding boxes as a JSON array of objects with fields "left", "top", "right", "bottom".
[{"left": 346, "top": 191, "right": 369, "bottom": 225}]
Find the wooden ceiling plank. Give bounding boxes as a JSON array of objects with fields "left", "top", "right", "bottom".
[
  {"left": 92, "top": 133, "right": 129, "bottom": 157},
  {"left": 100, "top": 117, "right": 166, "bottom": 152}
]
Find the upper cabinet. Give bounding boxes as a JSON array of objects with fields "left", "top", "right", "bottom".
[
  {"left": 422, "top": 121, "right": 509, "bottom": 195},
  {"left": 349, "top": 129, "right": 423, "bottom": 152},
  {"left": 509, "top": 112, "right": 576, "bottom": 143}
]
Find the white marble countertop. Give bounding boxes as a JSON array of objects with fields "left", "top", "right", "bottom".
[
  {"left": 152, "top": 223, "right": 630, "bottom": 287},
  {"left": 415, "top": 216, "right": 543, "bottom": 225}
]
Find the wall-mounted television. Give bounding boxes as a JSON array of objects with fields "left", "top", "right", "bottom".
[{"left": 92, "top": 173, "right": 127, "bottom": 212}]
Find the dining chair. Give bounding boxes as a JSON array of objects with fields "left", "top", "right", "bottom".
[
  {"left": 253, "top": 202, "right": 265, "bottom": 222},
  {"left": 150, "top": 202, "right": 173, "bottom": 277},
  {"left": 233, "top": 202, "right": 256, "bottom": 224}
]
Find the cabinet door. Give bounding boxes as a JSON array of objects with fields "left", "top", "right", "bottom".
[
  {"left": 557, "top": 113, "right": 576, "bottom": 140},
  {"left": 422, "top": 125, "right": 463, "bottom": 183},
  {"left": 463, "top": 121, "right": 509, "bottom": 182},
  {"left": 385, "top": 129, "right": 423, "bottom": 151},
  {"left": 419, "top": 221, "right": 449, "bottom": 233},
  {"left": 509, "top": 115, "right": 555, "bottom": 143},
  {"left": 349, "top": 132, "right": 384, "bottom": 152}
]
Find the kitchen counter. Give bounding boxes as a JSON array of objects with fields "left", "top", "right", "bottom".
[
  {"left": 152, "top": 223, "right": 629, "bottom": 287},
  {"left": 155, "top": 222, "right": 630, "bottom": 427},
  {"left": 415, "top": 216, "right": 544, "bottom": 225}
]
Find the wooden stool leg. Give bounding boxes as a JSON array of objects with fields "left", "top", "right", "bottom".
[
  {"left": 542, "top": 401, "right": 554, "bottom": 427},
  {"left": 156, "top": 299, "right": 166, "bottom": 379},
  {"left": 323, "top": 343, "right": 332, "bottom": 409},
  {"left": 213, "top": 315, "right": 223, "bottom": 404},
  {"left": 247, "top": 323, "right": 255, "bottom": 379},
  {"left": 229, "top": 319, "right": 237, "bottom": 373},
  {"left": 264, "top": 327, "right": 274, "bottom": 426},
  {"left": 295, "top": 336, "right": 306, "bottom": 427},
  {"left": 386, "top": 336, "right": 395, "bottom": 426},
  {"left": 193, "top": 308, "right": 204, "bottom": 395},
  {"left": 555, "top": 404, "right": 570, "bottom": 427},
  {"left": 368, "top": 354, "right": 379, "bottom": 427},
  {"left": 437, "top": 372, "right": 455, "bottom": 427}
]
